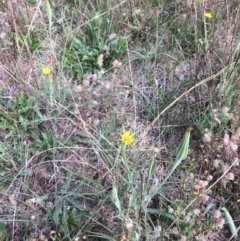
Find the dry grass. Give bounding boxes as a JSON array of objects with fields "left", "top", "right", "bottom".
[{"left": 0, "top": 0, "right": 240, "bottom": 240}]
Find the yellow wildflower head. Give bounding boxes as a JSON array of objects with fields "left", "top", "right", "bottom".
[
  {"left": 193, "top": 185, "right": 201, "bottom": 195},
  {"left": 205, "top": 12, "right": 213, "bottom": 19},
  {"left": 42, "top": 66, "right": 51, "bottom": 75},
  {"left": 121, "top": 131, "right": 134, "bottom": 145}
]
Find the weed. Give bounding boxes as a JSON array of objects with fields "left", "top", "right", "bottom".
[
  {"left": 18, "top": 29, "right": 41, "bottom": 53},
  {"left": 1, "top": 0, "right": 240, "bottom": 240},
  {"left": 62, "top": 6, "right": 127, "bottom": 80}
]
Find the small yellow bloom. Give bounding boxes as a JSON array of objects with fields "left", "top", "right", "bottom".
[
  {"left": 193, "top": 185, "right": 201, "bottom": 195},
  {"left": 121, "top": 131, "right": 134, "bottom": 145},
  {"left": 205, "top": 12, "right": 213, "bottom": 19},
  {"left": 204, "top": 169, "right": 209, "bottom": 175},
  {"left": 42, "top": 66, "right": 51, "bottom": 75}
]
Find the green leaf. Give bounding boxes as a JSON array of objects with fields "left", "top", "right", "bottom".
[
  {"left": 45, "top": 0, "right": 52, "bottom": 33},
  {"left": 222, "top": 207, "right": 238, "bottom": 238},
  {"left": 53, "top": 202, "right": 62, "bottom": 225},
  {"left": 160, "top": 127, "right": 192, "bottom": 187},
  {"left": 112, "top": 185, "right": 121, "bottom": 212}
]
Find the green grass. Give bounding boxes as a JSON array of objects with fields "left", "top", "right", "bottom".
[{"left": 0, "top": 0, "right": 240, "bottom": 240}]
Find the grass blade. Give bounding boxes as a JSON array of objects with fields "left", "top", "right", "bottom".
[
  {"left": 45, "top": 0, "right": 52, "bottom": 35},
  {"left": 222, "top": 207, "right": 238, "bottom": 238},
  {"left": 160, "top": 127, "right": 192, "bottom": 187}
]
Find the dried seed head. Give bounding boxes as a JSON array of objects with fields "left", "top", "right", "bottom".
[
  {"left": 189, "top": 173, "right": 194, "bottom": 179},
  {"left": 231, "top": 134, "right": 237, "bottom": 142},
  {"left": 105, "top": 82, "right": 111, "bottom": 90},
  {"left": 230, "top": 141, "right": 238, "bottom": 151},
  {"left": 201, "top": 194, "right": 210, "bottom": 202},
  {"left": 226, "top": 172, "right": 234, "bottom": 180},
  {"left": 97, "top": 54, "right": 104, "bottom": 68},
  {"left": 223, "top": 137, "right": 230, "bottom": 146},
  {"left": 231, "top": 157, "right": 239, "bottom": 166},
  {"left": 216, "top": 218, "right": 225, "bottom": 229},
  {"left": 125, "top": 218, "right": 133, "bottom": 230},
  {"left": 224, "top": 133, "right": 230, "bottom": 140},
  {"left": 75, "top": 85, "right": 83, "bottom": 92},
  {"left": 99, "top": 69, "right": 105, "bottom": 75},
  {"left": 223, "top": 134, "right": 230, "bottom": 146},
  {"left": 134, "top": 8, "right": 141, "bottom": 15},
  {"left": 92, "top": 74, "right": 98, "bottom": 81},
  {"left": 185, "top": 214, "right": 191, "bottom": 223},
  {"left": 214, "top": 210, "right": 222, "bottom": 219},
  {"left": 235, "top": 127, "right": 240, "bottom": 137},
  {"left": 198, "top": 180, "right": 204, "bottom": 186},
  {"left": 181, "top": 235, "right": 187, "bottom": 241},
  {"left": 39, "top": 235, "right": 46, "bottom": 240},
  {"left": 9, "top": 195, "right": 17, "bottom": 206},
  {"left": 213, "top": 159, "right": 219, "bottom": 168},
  {"left": 222, "top": 164, "right": 229, "bottom": 173},
  {"left": 112, "top": 59, "right": 122, "bottom": 68},
  {"left": 203, "top": 132, "right": 211, "bottom": 142},
  {"left": 221, "top": 106, "right": 229, "bottom": 114},
  {"left": 220, "top": 179, "right": 227, "bottom": 188},
  {"left": 93, "top": 119, "right": 100, "bottom": 126},
  {"left": 193, "top": 209, "right": 201, "bottom": 216},
  {"left": 168, "top": 206, "right": 174, "bottom": 213},
  {"left": 93, "top": 91, "right": 99, "bottom": 97},
  {"left": 201, "top": 180, "right": 209, "bottom": 188},
  {"left": 83, "top": 79, "right": 90, "bottom": 87},
  {"left": 0, "top": 32, "right": 6, "bottom": 39},
  {"left": 207, "top": 175, "right": 213, "bottom": 181},
  {"left": 171, "top": 227, "right": 179, "bottom": 235}
]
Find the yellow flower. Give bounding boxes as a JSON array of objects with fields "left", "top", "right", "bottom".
[
  {"left": 205, "top": 12, "right": 213, "bottom": 19},
  {"left": 121, "top": 131, "right": 134, "bottom": 145},
  {"left": 42, "top": 66, "right": 51, "bottom": 75},
  {"left": 193, "top": 185, "right": 201, "bottom": 195}
]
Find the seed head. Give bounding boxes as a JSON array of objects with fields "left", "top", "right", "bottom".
[
  {"left": 226, "top": 172, "right": 234, "bottom": 181},
  {"left": 214, "top": 210, "right": 222, "bottom": 219},
  {"left": 216, "top": 218, "right": 225, "bottom": 229},
  {"left": 193, "top": 209, "right": 201, "bottom": 216},
  {"left": 203, "top": 132, "right": 212, "bottom": 142},
  {"left": 181, "top": 235, "right": 187, "bottom": 241},
  {"left": 112, "top": 59, "right": 122, "bottom": 68},
  {"left": 83, "top": 79, "right": 90, "bottom": 87},
  {"left": 97, "top": 54, "right": 104, "bottom": 68},
  {"left": 75, "top": 85, "right": 83, "bottom": 92}
]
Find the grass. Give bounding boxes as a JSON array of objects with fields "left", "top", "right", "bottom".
[{"left": 0, "top": 0, "right": 240, "bottom": 240}]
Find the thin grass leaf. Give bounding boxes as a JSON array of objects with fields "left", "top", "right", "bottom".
[
  {"left": 66, "top": 197, "right": 86, "bottom": 211},
  {"left": 203, "top": 203, "right": 215, "bottom": 216},
  {"left": 53, "top": 202, "right": 62, "bottom": 225},
  {"left": 112, "top": 185, "right": 121, "bottom": 212},
  {"left": 222, "top": 207, "right": 238, "bottom": 238},
  {"left": 148, "top": 158, "right": 156, "bottom": 179},
  {"left": 45, "top": 0, "right": 52, "bottom": 35}
]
